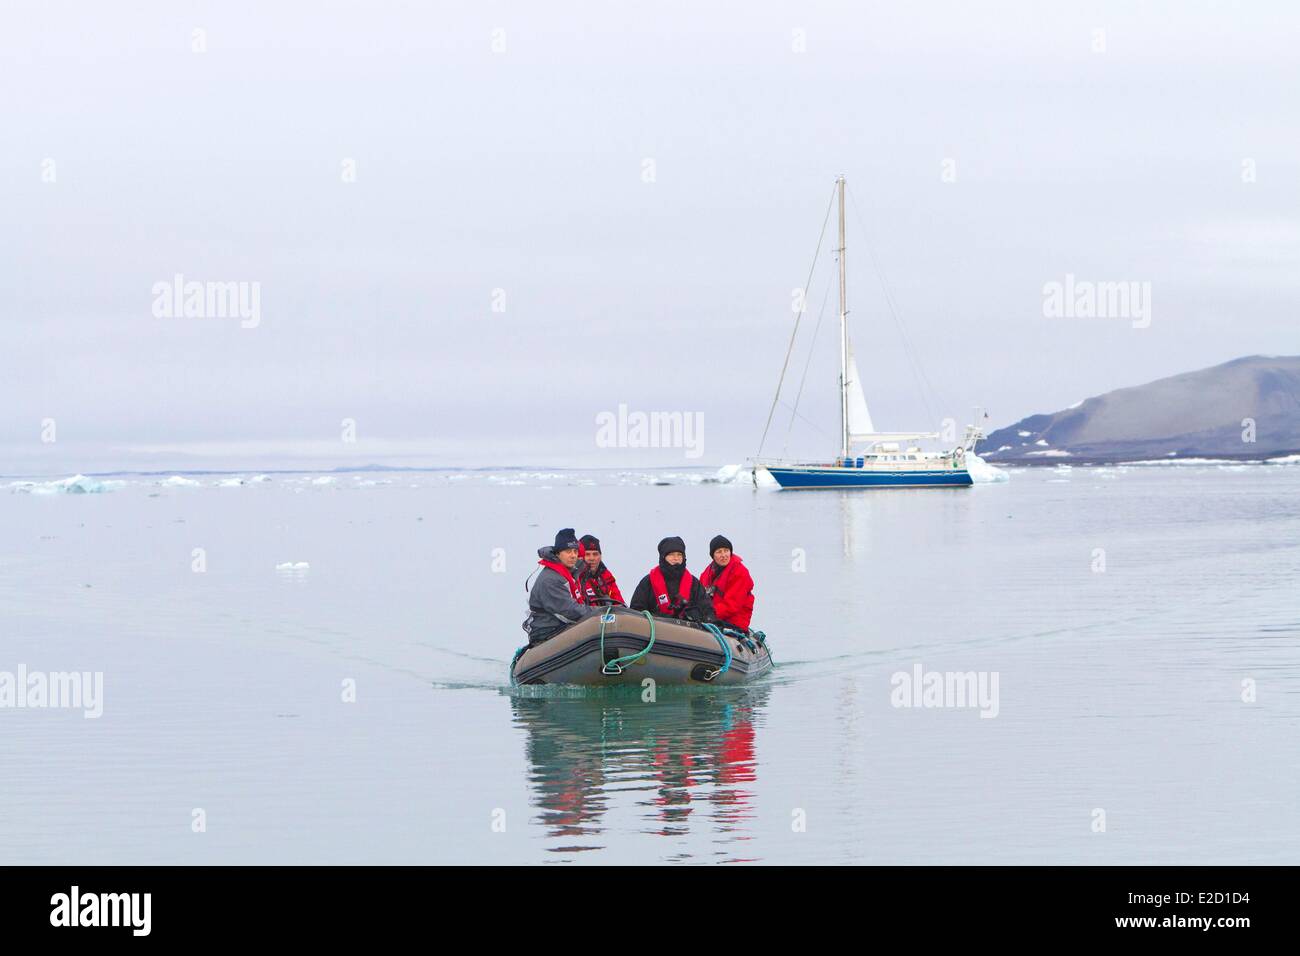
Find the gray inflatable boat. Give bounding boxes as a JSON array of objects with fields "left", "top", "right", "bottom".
[{"left": 512, "top": 608, "right": 773, "bottom": 686}]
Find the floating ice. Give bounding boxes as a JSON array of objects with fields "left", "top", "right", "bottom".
[
  {"left": 966, "top": 454, "right": 1010, "bottom": 483},
  {"left": 275, "top": 561, "right": 310, "bottom": 571},
  {"left": 160, "top": 476, "right": 200, "bottom": 487},
  {"left": 1128, "top": 457, "right": 1251, "bottom": 466},
  {"left": 11, "top": 474, "right": 117, "bottom": 495}
]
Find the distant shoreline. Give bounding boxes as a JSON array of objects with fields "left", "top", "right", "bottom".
[{"left": 4, "top": 454, "right": 1300, "bottom": 483}]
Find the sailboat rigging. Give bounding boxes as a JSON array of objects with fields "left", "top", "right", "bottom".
[{"left": 752, "top": 175, "right": 983, "bottom": 489}]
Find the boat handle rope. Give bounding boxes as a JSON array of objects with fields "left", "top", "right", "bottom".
[
  {"left": 600, "top": 609, "right": 657, "bottom": 676},
  {"left": 508, "top": 644, "right": 529, "bottom": 686},
  {"left": 700, "top": 623, "right": 733, "bottom": 681}
]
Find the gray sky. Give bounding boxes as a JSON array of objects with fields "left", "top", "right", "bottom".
[{"left": 3, "top": 1, "right": 1298, "bottom": 472}]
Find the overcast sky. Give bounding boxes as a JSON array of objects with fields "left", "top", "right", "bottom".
[{"left": 2, "top": 1, "right": 1297, "bottom": 472}]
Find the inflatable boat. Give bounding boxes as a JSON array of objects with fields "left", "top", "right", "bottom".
[{"left": 511, "top": 608, "right": 773, "bottom": 686}]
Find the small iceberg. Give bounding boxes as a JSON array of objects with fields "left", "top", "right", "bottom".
[
  {"left": 59, "top": 475, "right": 112, "bottom": 494},
  {"left": 12, "top": 474, "right": 116, "bottom": 495},
  {"left": 160, "top": 475, "right": 200, "bottom": 487},
  {"left": 966, "top": 454, "right": 1009, "bottom": 484}
]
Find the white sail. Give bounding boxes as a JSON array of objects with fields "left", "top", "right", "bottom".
[{"left": 845, "top": 346, "right": 876, "bottom": 440}]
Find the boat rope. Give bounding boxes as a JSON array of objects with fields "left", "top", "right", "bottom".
[
  {"left": 600, "top": 609, "right": 657, "bottom": 676},
  {"left": 776, "top": 397, "right": 835, "bottom": 440},
  {"left": 845, "top": 183, "right": 947, "bottom": 427},
  {"left": 508, "top": 644, "right": 528, "bottom": 686},
  {"left": 700, "top": 623, "right": 733, "bottom": 681},
  {"left": 782, "top": 272, "right": 836, "bottom": 458},
  {"left": 755, "top": 182, "right": 837, "bottom": 462}
]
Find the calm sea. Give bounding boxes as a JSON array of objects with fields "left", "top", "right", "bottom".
[{"left": 2, "top": 463, "right": 1297, "bottom": 863}]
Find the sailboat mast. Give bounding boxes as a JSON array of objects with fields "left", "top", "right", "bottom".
[{"left": 837, "top": 175, "right": 849, "bottom": 460}]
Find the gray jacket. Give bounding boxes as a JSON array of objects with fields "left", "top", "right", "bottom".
[{"left": 523, "top": 547, "right": 598, "bottom": 642}]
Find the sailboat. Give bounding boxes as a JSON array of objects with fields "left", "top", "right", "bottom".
[{"left": 752, "top": 175, "right": 983, "bottom": 489}]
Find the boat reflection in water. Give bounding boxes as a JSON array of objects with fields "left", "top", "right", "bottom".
[{"left": 508, "top": 686, "right": 770, "bottom": 861}]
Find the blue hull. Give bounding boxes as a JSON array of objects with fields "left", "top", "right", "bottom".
[{"left": 767, "top": 466, "right": 972, "bottom": 489}]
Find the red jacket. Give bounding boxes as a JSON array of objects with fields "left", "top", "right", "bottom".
[
  {"left": 699, "top": 555, "right": 754, "bottom": 630},
  {"left": 577, "top": 564, "right": 624, "bottom": 605}
]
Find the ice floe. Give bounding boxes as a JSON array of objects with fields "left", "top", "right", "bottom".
[
  {"left": 966, "top": 454, "right": 1010, "bottom": 483},
  {"left": 9, "top": 474, "right": 118, "bottom": 495}
]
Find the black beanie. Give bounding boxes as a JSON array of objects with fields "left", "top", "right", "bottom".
[
  {"left": 709, "top": 534, "right": 733, "bottom": 556},
  {"left": 657, "top": 536, "right": 686, "bottom": 559},
  {"left": 579, "top": 534, "right": 601, "bottom": 552},
  {"left": 553, "top": 528, "right": 579, "bottom": 552}
]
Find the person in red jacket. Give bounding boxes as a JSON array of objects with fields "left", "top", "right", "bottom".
[
  {"left": 699, "top": 534, "right": 755, "bottom": 632},
  {"left": 576, "top": 534, "right": 624, "bottom": 606}
]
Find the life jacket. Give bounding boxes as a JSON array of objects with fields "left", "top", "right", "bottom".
[
  {"left": 578, "top": 564, "right": 621, "bottom": 605},
  {"left": 537, "top": 558, "right": 582, "bottom": 602},
  {"left": 648, "top": 565, "right": 694, "bottom": 617}
]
